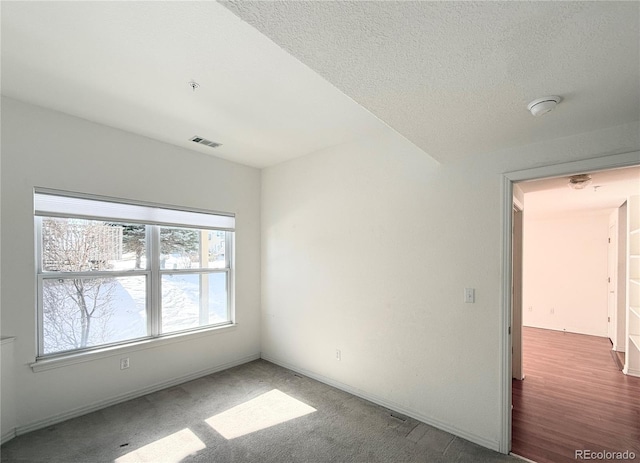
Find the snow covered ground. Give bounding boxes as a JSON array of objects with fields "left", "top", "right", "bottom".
[
  {"left": 161, "top": 273, "right": 227, "bottom": 333},
  {"left": 43, "top": 269, "right": 228, "bottom": 354},
  {"left": 108, "top": 273, "right": 227, "bottom": 339}
]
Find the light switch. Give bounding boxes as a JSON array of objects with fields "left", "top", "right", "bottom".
[{"left": 464, "top": 288, "right": 475, "bottom": 303}]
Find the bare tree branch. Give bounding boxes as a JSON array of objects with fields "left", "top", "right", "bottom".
[{"left": 42, "top": 218, "right": 119, "bottom": 352}]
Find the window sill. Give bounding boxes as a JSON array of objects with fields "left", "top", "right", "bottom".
[{"left": 30, "top": 324, "right": 238, "bottom": 373}]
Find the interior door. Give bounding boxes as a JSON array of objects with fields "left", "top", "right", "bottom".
[
  {"left": 512, "top": 206, "right": 524, "bottom": 380},
  {"left": 607, "top": 222, "right": 617, "bottom": 345}
]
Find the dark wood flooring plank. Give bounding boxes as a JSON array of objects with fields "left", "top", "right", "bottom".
[{"left": 511, "top": 327, "right": 640, "bottom": 463}]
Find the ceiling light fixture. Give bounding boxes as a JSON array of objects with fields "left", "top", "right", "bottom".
[
  {"left": 188, "top": 80, "right": 200, "bottom": 92},
  {"left": 568, "top": 174, "right": 592, "bottom": 190},
  {"left": 527, "top": 96, "right": 561, "bottom": 116}
]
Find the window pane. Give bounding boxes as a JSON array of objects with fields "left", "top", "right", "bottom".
[
  {"left": 41, "top": 217, "right": 147, "bottom": 271},
  {"left": 207, "top": 230, "right": 227, "bottom": 269},
  {"left": 160, "top": 227, "right": 226, "bottom": 269},
  {"left": 42, "top": 276, "right": 147, "bottom": 355},
  {"left": 161, "top": 273, "right": 228, "bottom": 334},
  {"left": 160, "top": 226, "right": 199, "bottom": 269}
]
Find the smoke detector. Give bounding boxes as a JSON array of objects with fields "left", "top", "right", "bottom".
[
  {"left": 568, "top": 174, "right": 592, "bottom": 190},
  {"left": 527, "top": 96, "right": 561, "bottom": 116}
]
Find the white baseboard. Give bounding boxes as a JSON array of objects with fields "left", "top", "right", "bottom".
[
  {"left": 523, "top": 324, "right": 607, "bottom": 338},
  {"left": 260, "top": 353, "right": 501, "bottom": 453},
  {"left": 1, "top": 428, "right": 17, "bottom": 445},
  {"left": 15, "top": 353, "right": 260, "bottom": 437},
  {"left": 510, "top": 452, "right": 538, "bottom": 462},
  {"left": 623, "top": 366, "right": 640, "bottom": 377}
]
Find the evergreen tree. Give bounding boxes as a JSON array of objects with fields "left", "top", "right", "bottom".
[
  {"left": 160, "top": 227, "right": 199, "bottom": 255},
  {"left": 119, "top": 225, "right": 200, "bottom": 269},
  {"left": 120, "top": 224, "right": 146, "bottom": 269}
]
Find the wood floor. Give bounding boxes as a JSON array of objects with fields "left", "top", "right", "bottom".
[{"left": 512, "top": 327, "right": 640, "bottom": 463}]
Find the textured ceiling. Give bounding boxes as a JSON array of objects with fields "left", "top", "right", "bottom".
[
  {"left": 1, "top": 1, "right": 409, "bottom": 168},
  {"left": 222, "top": 1, "right": 640, "bottom": 163},
  {"left": 2, "top": 2, "right": 639, "bottom": 168}
]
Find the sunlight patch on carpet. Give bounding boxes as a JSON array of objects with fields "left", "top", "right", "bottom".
[
  {"left": 115, "top": 428, "right": 206, "bottom": 463},
  {"left": 206, "top": 389, "right": 316, "bottom": 439}
]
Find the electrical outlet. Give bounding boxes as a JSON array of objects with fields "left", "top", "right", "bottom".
[
  {"left": 528, "top": 306, "right": 533, "bottom": 312},
  {"left": 464, "top": 288, "right": 475, "bottom": 303},
  {"left": 550, "top": 307, "right": 555, "bottom": 315},
  {"left": 120, "top": 357, "right": 130, "bottom": 370},
  {"left": 335, "top": 349, "right": 341, "bottom": 361}
]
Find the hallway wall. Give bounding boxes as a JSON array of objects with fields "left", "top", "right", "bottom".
[{"left": 523, "top": 212, "right": 610, "bottom": 336}]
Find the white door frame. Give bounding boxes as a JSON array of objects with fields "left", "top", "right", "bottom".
[{"left": 499, "top": 150, "right": 640, "bottom": 454}]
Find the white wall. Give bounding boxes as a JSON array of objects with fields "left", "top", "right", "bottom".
[
  {"left": 1, "top": 338, "right": 16, "bottom": 443},
  {"left": 261, "top": 121, "right": 639, "bottom": 450},
  {"left": 522, "top": 213, "right": 610, "bottom": 336},
  {"left": 0, "top": 97, "right": 261, "bottom": 433},
  {"left": 1, "top": 94, "right": 638, "bottom": 451},
  {"left": 616, "top": 203, "right": 628, "bottom": 351}
]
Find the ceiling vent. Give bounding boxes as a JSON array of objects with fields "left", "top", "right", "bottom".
[{"left": 190, "top": 136, "right": 222, "bottom": 149}]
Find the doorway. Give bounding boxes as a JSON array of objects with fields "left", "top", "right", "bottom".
[
  {"left": 511, "top": 165, "right": 639, "bottom": 461},
  {"left": 499, "top": 151, "right": 640, "bottom": 455}
]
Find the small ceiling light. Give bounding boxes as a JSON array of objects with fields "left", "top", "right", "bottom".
[
  {"left": 527, "top": 96, "right": 561, "bottom": 116},
  {"left": 568, "top": 174, "right": 592, "bottom": 190},
  {"left": 188, "top": 80, "right": 200, "bottom": 92}
]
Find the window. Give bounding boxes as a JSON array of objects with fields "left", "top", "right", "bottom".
[{"left": 35, "top": 190, "right": 234, "bottom": 358}]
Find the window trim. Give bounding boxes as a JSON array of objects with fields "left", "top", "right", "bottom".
[
  {"left": 34, "top": 188, "right": 236, "bottom": 361},
  {"left": 29, "top": 323, "right": 238, "bottom": 373},
  {"left": 34, "top": 188, "right": 235, "bottom": 230}
]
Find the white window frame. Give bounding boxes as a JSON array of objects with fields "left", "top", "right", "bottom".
[{"left": 34, "top": 189, "right": 235, "bottom": 360}]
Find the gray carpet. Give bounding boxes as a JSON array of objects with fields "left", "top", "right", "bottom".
[{"left": 1, "top": 360, "right": 519, "bottom": 463}]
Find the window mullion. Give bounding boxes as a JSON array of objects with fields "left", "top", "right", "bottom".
[
  {"left": 227, "top": 232, "right": 234, "bottom": 323},
  {"left": 35, "top": 217, "right": 43, "bottom": 273},
  {"left": 35, "top": 217, "right": 44, "bottom": 356},
  {"left": 149, "top": 225, "right": 161, "bottom": 337},
  {"left": 225, "top": 231, "right": 232, "bottom": 269},
  {"left": 40, "top": 270, "right": 149, "bottom": 279}
]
